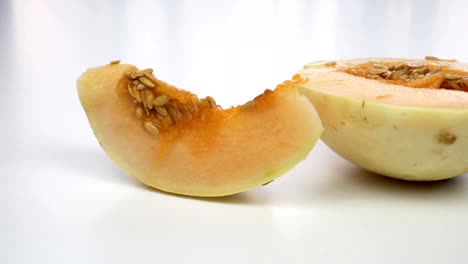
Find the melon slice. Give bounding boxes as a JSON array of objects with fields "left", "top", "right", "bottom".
[
  {"left": 297, "top": 58, "right": 468, "bottom": 181},
  {"left": 77, "top": 62, "right": 323, "bottom": 197}
]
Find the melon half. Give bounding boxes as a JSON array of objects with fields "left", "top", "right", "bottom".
[
  {"left": 77, "top": 63, "right": 323, "bottom": 197},
  {"left": 298, "top": 58, "right": 468, "bottom": 181}
]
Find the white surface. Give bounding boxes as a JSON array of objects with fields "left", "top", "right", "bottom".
[{"left": 1, "top": 0, "right": 468, "bottom": 263}]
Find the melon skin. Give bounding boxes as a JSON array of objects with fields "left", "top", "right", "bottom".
[
  {"left": 78, "top": 64, "right": 323, "bottom": 197},
  {"left": 300, "top": 89, "right": 468, "bottom": 180},
  {"left": 298, "top": 59, "right": 468, "bottom": 181}
]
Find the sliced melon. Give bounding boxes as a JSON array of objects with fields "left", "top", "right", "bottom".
[
  {"left": 297, "top": 58, "right": 468, "bottom": 181},
  {"left": 77, "top": 62, "right": 323, "bottom": 196}
]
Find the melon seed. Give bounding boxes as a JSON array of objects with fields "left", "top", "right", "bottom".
[
  {"left": 110, "top": 60, "right": 120, "bottom": 65},
  {"left": 415, "top": 67, "right": 430, "bottom": 75},
  {"left": 141, "top": 90, "right": 148, "bottom": 108},
  {"left": 156, "top": 106, "right": 168, "bottom": 116},
  {"left": 459, "top": 78, "right": 468, "bottom": 91},
  {"left": 144, "top": 122, "right": 159, "bottom": 135},
  {"left": 241, "top": 100, "right": 256, "bottom": 111},
  {"left": 264, "top": 89, "right": 273, "bottom": 95},
  {"left": 162, "top": 115, "right": 174, "bottom": 127},
  {"left": 445, "top": 73, "right": 461, "bottom": 81},
  {"left": 399, "top": 75, "right": 409, "bottom": 81},
  {"left": 206, "top": 96, "right": 216, "bottom": 107},
  {"left": 368, "top": 66, "right": 388, "bottom": 75},
  {"left": 153, "top": 94, "right": 170, "bottom": 106},
  {"left": 133, "top": 71, "right": 145, "bottom": 78},
  {"left": 141, "top": 68, "right": 153, "bottom": 74},
  {"left": 143, "top": 72, "right": 159, "bottom": 85},
  {"left": 407, "top": 63, "right": 423, "bottom": 69},
  {"left": 132, "top": 86, "right": 142, "bottom": 102},
  {"left": 425, "top": 56, "right": 457, "bottom": 62},
  {"left": 395, "top": 64, "right": 406, "bottom": 71},
  {"left": 168, "top": 106, "right": 180, "bottom": 125},
  {"left": 425, "top": 56, "right": 440, "bottom": 61},
  {"left": 191, "top": 97, "right": 199, "bottom": 113},
  {"left": 139, "top": 76, "right": 155, "bottom": 88},
  {"left": 145, "top": 91, "right": 155, "bottom": 109},
  {"left": 127, "top": 83, "right": 134, "bottom": 97},
  {"left": 388, "top": 71, "right": 399, "bottom": 80}
]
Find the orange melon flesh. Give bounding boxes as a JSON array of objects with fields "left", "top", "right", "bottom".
[
  {"left": 78, "top": 63, "right": 323, "bottom": 196},
  {"left": 297, "top": 58, "right": 468, "bottom": 181}
]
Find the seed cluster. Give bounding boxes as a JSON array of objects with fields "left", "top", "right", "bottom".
[
  {"left": 126, "top": 68, "right": 217, "bottom": 135},
  {"left": 440, "top": 73, "right": 468, "bottom": 91},
  {"left": 366, "top": 64, "right": 435, "bottom": 81},
  {"left": 125, "top": 65, "right": 267, "bottom": 135},
  {"left": 348, "top": 63, "right": 468, "bottom": 92}
]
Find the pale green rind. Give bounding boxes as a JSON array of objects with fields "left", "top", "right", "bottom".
[{"left": 299, "top": 86, "right": 468, "bottom": 181}]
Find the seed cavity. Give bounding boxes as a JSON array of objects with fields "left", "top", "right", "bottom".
[
  {"left": 125, "top": 67, "right": 221, "bottom": 133},
  {"left": 344, "top": 61, "right": 468, "bottom": 92}
]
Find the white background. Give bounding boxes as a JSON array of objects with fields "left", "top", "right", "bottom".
[{"left": 1, "top": 0, "right": 468, "bottom": 263}]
